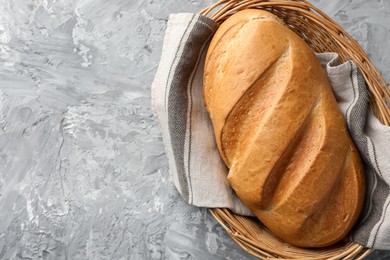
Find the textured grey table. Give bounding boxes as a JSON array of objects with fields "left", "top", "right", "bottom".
[{"left": 0, "top": 0, "right": 389, "bottom": 259}]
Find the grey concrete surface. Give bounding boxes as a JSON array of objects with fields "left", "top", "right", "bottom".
[{"left": 0, "top": 0, "right": 389, "bottom": 259}]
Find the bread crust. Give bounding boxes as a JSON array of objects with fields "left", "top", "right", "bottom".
[{"left": 203, "top": 9, "right": 365, "bottom": 247}]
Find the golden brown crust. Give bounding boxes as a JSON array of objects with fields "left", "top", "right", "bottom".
[{"left": 203, "top": 9, "right": 365, "bottom": 248}]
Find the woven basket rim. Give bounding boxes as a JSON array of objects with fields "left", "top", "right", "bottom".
[{"left": 200, "top": 0, "right": 390, "bottom": 259}]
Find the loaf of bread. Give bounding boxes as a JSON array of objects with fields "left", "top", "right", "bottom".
[{"left": 203, "top": 9, "right": 365, "bottom": 248}]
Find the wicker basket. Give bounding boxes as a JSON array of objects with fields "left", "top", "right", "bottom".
[{"left": 199, "top": 0, "right": 390, "bottom": 259}]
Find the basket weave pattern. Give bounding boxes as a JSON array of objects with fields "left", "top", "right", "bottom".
[{"left": 200, "top": 0, "right": 390, "bottom": 259}]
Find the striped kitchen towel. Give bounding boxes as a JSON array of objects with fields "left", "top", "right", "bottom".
[{"left": 151, "top": 13, "right": 390, "bottom": 249}]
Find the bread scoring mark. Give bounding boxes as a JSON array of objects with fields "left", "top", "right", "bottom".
[
  {"left": 261, "top": 94, "right": 322, "bottom": 210},
  {"left": 204, "top": 11, "right": 286, "bottom": 110},
  {"left": 204, "top": 12, "right": 292, "bottom": 166},
  {"left": 221, "top": 45, "right": 292, "bottom": 167},
  {"left": 296, "top": 148, "right": 353, "bottom": 242},
  {"left": 258, "top": 102, "right": 356, "bottom": 244},
  {"left": 206, "top": 13, "right": 285, "bottom": 84},
  {"left": 203, "top": 21, "right": 249, "bottom": 164},
  {"left": 255, "top": 134, "right": 354, "bottom": 246}
]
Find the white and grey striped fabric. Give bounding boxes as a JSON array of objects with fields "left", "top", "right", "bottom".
[
  {"left": 152, "top": 13, "right": 390, "bottom": 249},
  {"left": 152, "top": 13, "right": 252, "bottom": 216}
]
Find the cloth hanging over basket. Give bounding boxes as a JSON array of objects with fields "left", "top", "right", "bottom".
[{"left": 151, "top": 12, "right": 390, "bottom": 250}]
